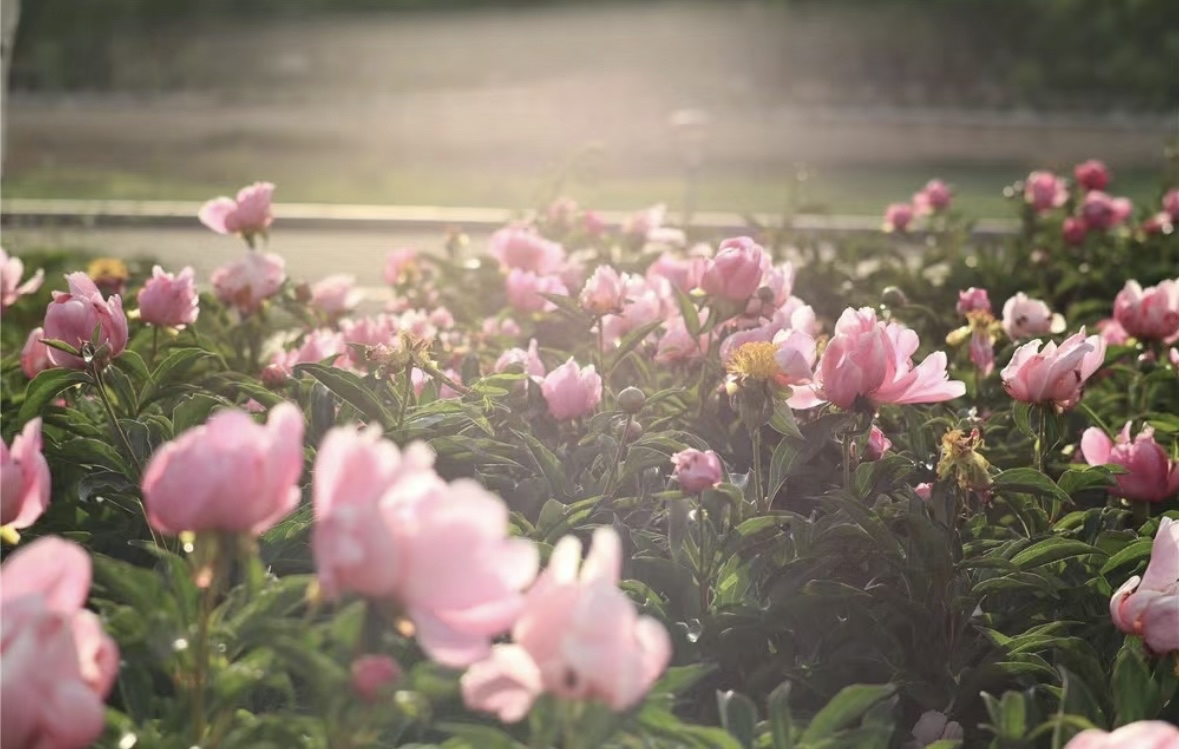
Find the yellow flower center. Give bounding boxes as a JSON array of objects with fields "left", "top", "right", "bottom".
[{"left": 727, "top": 341, "right": 781, "bottom": 380}]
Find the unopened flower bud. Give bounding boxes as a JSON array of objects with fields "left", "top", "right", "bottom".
[{"left": 617, "top": 386, "right": 646, "bottom": 414}]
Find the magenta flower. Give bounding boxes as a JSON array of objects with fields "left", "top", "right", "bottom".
[
  {"left": 42, "top": 273, "right": 128, "bottom": 369},
  {"left": 806, "top": 307, "right": 965, "bottom": 410},
  {"left": 956, "top": 287, "right": 992, "bottom": 317},
  {"left": 540, "top": 358, "right": 601, "bottom": 420},
  {"left": 1113, "top": 279, "right": 1179, "bottom": 341},
  {"left": 461, "top": 528, "right": 671, "bottom": 721},
  {"left": 138, "top": 265, "right": 199, "bottom": 328},
  {"left": 883, "top": 202, "right": 915, "bottom": 232},
  {"left": 1108, "top": 517, "right": 1179, "bottom": 656},
  {"left": 913, "top": 179, "right": 952, "bottom": 214},
  {"left": 670, "top": 449, "right": 723, "bottom": 493},
  {"left": 1, "top": 418, "right": 51, "bottom": 531},
  {"left": 1000, "top": 329, "right": 1106, "bottom": 410},
  {"left": 1073, "top": 159, "right": 1110, "bottom": 192},
  {"left": 0, "top": 248, "right": 44, "bottom": 313},
  {"left": 350, "top": 655, "right": 401, "bottom": 703},
  {"left": 141, "top": 402, "right": 304, "bottom": 536},
  {"left": 1024, "top": 171, "right": 1068, "bottom": 212},
  {"left": 198, "top": 182, "right": 275, "bottom": 242},
  {"left": 1062, "top": 216, "right": 1088, "bottom": 245},
  {"left": 1081, "top": 423, "right": 1179, "bottom": 504},
  {"left": 1080, "top": 190, "right": 1133, "bottom": 231}
]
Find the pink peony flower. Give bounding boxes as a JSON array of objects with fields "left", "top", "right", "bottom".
[
  {"left": 646, "top": 251, "right": 708, "bottom": 292},
  {"left": 579, "top": 265, "right": 627, "bottom": 315},
  {"left": 488, "top": 225, "right": 566, "bottom": 275},
  {"left": 700, "top": 237, "right": 771, "bottom": 302},
  {"left": 1, "top": 418, "right": 51, "bottom": 530},
  {"left": 1081, "top": 423, "right": 1179, "bottom": 504},
  {"left": 1073, "top": 159, "right": 1110, "bottom": 192},
  {"left": 1164, "top": 189, "right": 1179, "bottom": 221},
  {"left": 956, "top": 287, "right": 992, "bottom": 317},
  {"left": 1096, "top": 318, "right": 1131, "bottom": 346},
  {"left": 540, "top": 358, "right": 601, "bottom": 420},
  {"left": 1113, "top": 279, "right": 1179, "bottom": 341},
  {"left": 1001, "top": 293, "right": 1065, "bottom": 340},
  {"left": 482, "top": 317, "right": 522, "bottom": 339},
  {"left": 505, "top": 269, "right": 568, "bottom": 314},
  {"left": 494, "top": 339, "right": 545, "bottom": 381},
  {"left": 384, "top": 248, "right": 417, "bottom": 285},
  {"left": 863, "top": 425, "right": 892, "bottom": 461},
  {"left": 804, "top": 307, "right": 964, "bottom": 410},
  {"left": 911, "top": 710, "right": 964, "bottom": 747},
  {"left": 622, "top": 204, "right": 667, "bottom": 238},
  {"left": 198, "top": 182, "right": 275, "bottom": 241},
  {"left": 20, "top": 327, "right": 52, "bottom": 380},
  {"left": 1064, "top": 721, "right": 1179, "bottom": 749},
  {"left": 914, "top": 483, "right": 933, "bottom": 501},
  {"left": 1024, "top": 171, "right": 1068, "bottom": 212},
  {"left": 313, "top": 426, "right": 538, "bottom": 666},
  {"left": 1108, "top": 517, "right": 1179, "bottom": 656},
  {"left": 0, "top": 248, "right": 44, "bottom": 313},
  {"left": 655, "top": 314, "right": 711, "bottom": 364},
  {"left": 913, "top": 179, "right": 952, "bottom": 214},
  {"left": 1062, "top": 216, "right": 1089, "bottom": 245},
  {"left": 350, "top": 655, "right": 401, "bottom": 703},
  {"left": 970, "top": 328, "right": 996, "bottom": 376},
  {"left": 141, "top": 402, "right": 304, "bottom": 536},
  {"left": 1080, "top": 191, "right": 1133, "bottom": 231},
  {"left": 271, "top": 329, "right": 348, "bottom": 375},
  {"left": 883, "top": 202, "right": 915, "bottom": 232},
  {"left": 211, "top": 251, "right": 286, "bottom": 314},
  {"left": 42, "top": 273, "right": 128, "bottom": 369},
  {"left": 1141, "top": 212, "right": 1174, "bottom": 237},
  {"left": 670, "top": 449, "right": 723, "bottom": 493},
  {"left": 746, "top": 261, "right": 796, "bottom": 316},
  {"left": 137, "top": 265, "right": 199, "bottom": 328},
  {"left": 1001, "top": 328, "right": 1106, "bottom": 410},
  {"left": 310, "top": 274, "right": 362, "bottom": 317},
  {"left": 0, "top": 537, "right": 119, "bottom": 749},
  {"left": 461, "top": 528, "right": 671, "bottom": 720}
]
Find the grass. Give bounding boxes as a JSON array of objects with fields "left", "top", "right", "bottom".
[{"left": 1, "top": 163, "right": 1166, "bottom": 219}]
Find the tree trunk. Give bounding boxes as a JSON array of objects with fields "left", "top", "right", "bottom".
[{"left": 1, "top": 0, "right": 21, "bottom": 179}]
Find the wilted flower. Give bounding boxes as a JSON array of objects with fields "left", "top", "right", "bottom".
[{"left": 936, "top": 428, "right": 992, "bottom": 498}]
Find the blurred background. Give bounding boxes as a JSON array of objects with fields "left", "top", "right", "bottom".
[{"left": 3, "top": 0, "right": 1178, "bottom": 218}]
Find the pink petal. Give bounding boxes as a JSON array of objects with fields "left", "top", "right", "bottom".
[{"left": 198, "top": 197, "right": 238, "bottom": 234}]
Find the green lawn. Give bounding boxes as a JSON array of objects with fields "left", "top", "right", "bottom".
[{"left": 1, "top": 163, "right": 1166, "bottom": 219}]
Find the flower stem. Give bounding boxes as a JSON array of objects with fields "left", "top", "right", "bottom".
[
  {"left": 92, "top": 364, "right": 143, "bottom": 477},
  {"left": 696, "top": 493, "right": 710, "bottom": 614},
  {"left": 1035, "top": 405, "right": 1047, "bottom": 473},
  {"left": 603, "top": 414, "right": 633, "bottom": 499},
  {"left": 751, "top": 425, "right": 766, "bottom": 513},
  {"left": 841, "top": 429, "right": 853, "bottom": 492},
  {"left": 397, "top": 366, "right": 412, "bottom": 427},
  {"left": 150, "top": 326, "right": 160, "bottom": 365}
]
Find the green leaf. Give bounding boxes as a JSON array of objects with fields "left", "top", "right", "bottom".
[
  {"left": 18, "top": 369, "right": 92, "bottom": 424},
  {"left": 1100, "top": 538, "right": 1153, "bottom": 574},
  {"left": 436, "top": 723, "right": 528, "bottom": 749},
  {"left": 766, "top": 437, "right": 802, "bottom": 502},
  {"left": 172, "top": 394, "right": 233, "bottom": 434},
  {"left": 716, "top": 690, "right": 758, "bottom": 749},
  {"left": 673, "top": 284, "right": 703, "bottom": 336},
  {"left": 1010, "top": 538, "right": 1106, "bottom": 570},
  {"left": 994, "top": 467, "right": 1070, "bottom": 503},
  {"left": 141, "top": 347, "right": 222, "bottom": 405},
  {"left": 800, "top": 684, "right": 896, "bottom": 743},
  {"left": 1057, "top": 465, "right": 1116, "bottom": 496},
  {"left": 294, "top": 362, "right": 394, "bottom": 428},
  {"left": 514, "top": 430, "right": 571, "bottom": 499},
  {"left": 1113, "top": 641, "right": 1159, "bottom": 724},
  {"left": 651, "top": 664, "right": 715, "bottom": 696},
  {"left": 768, "top": 402, "right": 803, "bottom": 440},
  {"left": 612, "top": 319, "right": 664, "bottom": 365},
  {"left": 767, "top": 681, "right": 795, "bottom": 749}
]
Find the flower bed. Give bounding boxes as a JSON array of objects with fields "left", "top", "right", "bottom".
[{"left": 1, "top": 165, "right": 1178, "bottom": 749}]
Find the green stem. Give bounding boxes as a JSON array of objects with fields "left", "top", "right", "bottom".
[
  {"left": 151, "top": 326, "right": 160, "bottom": 365},
  {"left": 92, "top": 365, "right": 143, "bottom": 476},
  {"left": 841, "top": 430, "right": 853, "bottom": 492},
  {"left": 192, "top": 558, "right": 216, "bottom": 744},
  {"left": 751, "top": 425, "right": 766, "bottom": 513},
  {"left": 1035, "top": 406, "right": 1047, "bottom": 474},
  {"left": 397, "top": 367, "right": 412, "bottom": 427},
  {"left": 602, "top": 415, "right": 633, "bottom": 499},
  {"left": 696, "top": 494, "right": 710, "bottom": 614}
]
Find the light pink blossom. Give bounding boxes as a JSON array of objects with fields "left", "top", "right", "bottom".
[
  {"left": 1108, "top": 517, "right": 1179, "bottom": 656},
  {"left": 540, "top": 359, "right": 601, "bottom": 420},
  {"left": 1024, "top": 171, "right": 1068, "bottom": 212},
  {"left": 1113, "top": 279, "right": 1179, "bottom": 341},
  {"left": 670, "top": 449, "right": 723, "bottom": 493},
  {"left": 137, "top": 265, "right": 199, "bottom": 328},
  {"left": 198, "top": 182, "right": 275, "bottom": 240},
  {"left": 42, "top": 273, "right": 128, "bottom": 369},
  {"left": 1081, "top": 423, "right": 1179, "bottom": 504},
  {"left": 20, "top": 328, "right": 52, "bottom": 380},
  {"left": 1, "top": 418, "right": 51, "bottom": 530},
  {"left": 1001, "top": 329, "right": 1106, "bottom": 410},
  {"left": 0, "top": 248, "right": 44, "bottom": 313},
  {"left": 1002, "top": 293, "right": 1065, "bottom": 340},
  {"left": 489, "top": 225, "right": 566, "bottom": 275},
  {"left": 211, "top": 251, "right": 286, "bottom": 314},
  {"left": 310, "top": 274, "right": 363, "bottom": 317}
]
